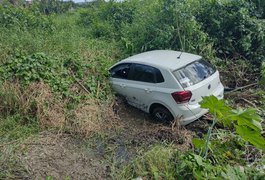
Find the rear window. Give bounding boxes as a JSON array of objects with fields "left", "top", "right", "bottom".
[{"left": 173, "top": 59, "right": 216, "bottom": 88}]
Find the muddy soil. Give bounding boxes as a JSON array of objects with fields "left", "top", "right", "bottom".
[
  {"left": 18, "top": 131, "right": 109, "bottom": 180},
  {"left": 15, "top": 99, "right": 211, "bottom": 179}
]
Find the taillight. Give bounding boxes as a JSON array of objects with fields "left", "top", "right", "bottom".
[{"left": 171, "top": 91, "right": 192, "bottom": 104}]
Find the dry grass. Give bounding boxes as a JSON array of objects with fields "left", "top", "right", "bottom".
[
  {"left": 0, "top": 81, "right": 65, "bottom": 127},
  {"left": 28, "top": 83, "right": 66, "bottom": 128},
  {"left": 65, "top": 99, "right": 122, "bottom": 136},
  {"left": 0, "top": 81, "right": 121, "bottom": 136}
]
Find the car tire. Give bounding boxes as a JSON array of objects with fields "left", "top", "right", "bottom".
[{"left": 151, "top": 106, "right": 174, "bottom": 122}]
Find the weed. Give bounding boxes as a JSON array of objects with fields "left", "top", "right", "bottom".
[
  {"left": 119, "top": 144, "right": 264, "bottom": 179},
  {"left": 0, "top": 3, "right": 54, "bottom": 31},
  {"left": 198, "top": 96, "right": 265, "bottom": 151}
]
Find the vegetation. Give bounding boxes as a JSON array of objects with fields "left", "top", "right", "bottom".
[{"left": 0, "top": 0, "right": 264, "bottom": 179}]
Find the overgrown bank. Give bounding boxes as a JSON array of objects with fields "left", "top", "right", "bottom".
[{"left": 0, "top": 0, "right": 265, "bottom": 179}]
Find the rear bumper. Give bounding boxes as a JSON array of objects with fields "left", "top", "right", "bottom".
[
  {"left": 174, "top": 84, "right": 224, "bottom": 125},
  {"left": 170, "top": 104, "right": 203, "bottom": 125},
  {"left": 177, "top": 105, "right": 208, "bottom": 125}
]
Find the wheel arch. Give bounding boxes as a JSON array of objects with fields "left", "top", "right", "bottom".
[{"left": 149, "top": 102, "right": 174, "bottom": 117}]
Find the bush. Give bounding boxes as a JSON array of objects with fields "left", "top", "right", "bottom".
[
  {"left": 37, "top": 0, "right": 75, "bottom": 15},
  {"left": 0, "top": 53, "right": 73, "bottom": 95},
  {"left": 251, "top": 0, "right": 265, "bottom": 18},
  {"left": 197, "top": 0, "right": 265, "bottom": 64},
  {"left": 78, "top": 0, "right": 136, "bottom": 39},
  {"left": 121, "top": 0, "right": 214, "bottom": 56},
  {"left": 120, "top": 145, "right": 264, "bottom": 179},
  {"left": 78, "top": 0, "right": 214, "bottom": 58},
  {"left": 0, "top": 49, "right": 118, "bottom": 101},
  {"left": 0, "top": 3, "right": 54, "bottom": 31}
]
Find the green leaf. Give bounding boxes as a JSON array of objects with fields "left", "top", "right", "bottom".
[
  {"left": 235, "top": 125, "right": 265, "bottom": 149},
  {"left": 231, "top": 108, "right": 263, "bottom": 131},
  {"left": 193, "top": 154, "right": 204, "bottom": 166},
  {"left": 200, "top": 95, "right": 232, "bottom": 126},
  {"left": 192, "top": 138, "right": 205, "bottom": 152}
]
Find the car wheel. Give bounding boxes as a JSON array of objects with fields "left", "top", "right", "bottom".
[{"left": 151, "top": 106, "right": 174, "bottom": 122}]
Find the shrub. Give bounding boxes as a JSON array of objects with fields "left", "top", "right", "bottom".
[
  {"left": 78, "top": 0, "right": 214, "bottom": 56},
  {"left": 251, "top": 0, "right": 265, "bottom": 18},
  {"left": 0, "top": 53, "right": 73, "bottom": 96},
  {"left": 197, "top": 0, "right": 265, "bottom": 64},
  {"left": 37, "top": 0, "right": 75, "bottom": 15},
  {"left": 0, "top": 3, "right": 54, "bottom": 31},
  {"left": 0, "top": 49, "right": 117, "bottom": 101},
  {"left": 78, "top": 0, "right": 136, "bottom": 39},
  {"left": 119, "top": 0, "right": 214, "bottom": 58},
  {"left": 120, "top": 145, "right": 264, "bottom": 179}
]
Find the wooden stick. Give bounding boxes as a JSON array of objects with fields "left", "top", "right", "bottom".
[
  {"left": 226, "top": 83, "right": 258, "bottom": 94},
  {"left": 68, "top": 69, "right": 91, "bottom": 94},
  {"left": 76, "top": 79, "right": 90, "bottom": 94},
  {"left": 96, "top": 80, "right": 100, "bottom": 98},
  {"left": 238, "top": 98, "right": 257, "bottom": 108}
]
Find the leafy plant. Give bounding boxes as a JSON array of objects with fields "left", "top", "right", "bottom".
[
  {"left": 37, "top": 0, "right": 75, "bottom": 15},
  {"left": 120, "top": 0, "right": 214, "bottom": 57},
  {"left": 0, "top": 3, "right": 54, "bottom": 31},
  {"left": 195, "top": 96, "right": 265, "bottom": 160},
  {"left": 0, "top": 53, "right": 78, "bottom": 101},
  {"left": 78, "top": 0, "right": 135, "bottom": 39},
  {"left": 197, "top": 0, "right": 265, "bottom": 64},
  {"left": 120, "top": 145, "right": 264, "bottom": 179}
]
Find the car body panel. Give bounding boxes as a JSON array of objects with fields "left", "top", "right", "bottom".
[
  {"left": 117, "top": 50, "right": 201, "bottom": 71},
  {"left": 109, "top": 50, "right": 224, "bottom": 125},
  {"left": 183, "top": 71, "right": 224, "bottom": 105}
]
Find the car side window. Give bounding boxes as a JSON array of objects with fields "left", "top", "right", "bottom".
[
  {"left": 154, "top": 68, "right": 164, "bottom": 83},
  {"left": 130, "top": 64, "right": 164, "bottom": 83},
  {"left": 110, "top": 63, "right": 131, "bottom": 79}
]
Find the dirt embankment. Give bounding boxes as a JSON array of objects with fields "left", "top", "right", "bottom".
[{"left": 15, "top": 99, "right": 210, "bottom": 179}]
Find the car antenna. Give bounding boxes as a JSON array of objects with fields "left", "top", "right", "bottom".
[{"left": 177, "top": 51, "right": 183, "bottom": 59}]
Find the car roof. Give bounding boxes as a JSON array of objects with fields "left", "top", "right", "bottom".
[{"left": 119, "top": 50, "right": 202, "bottom": 71}]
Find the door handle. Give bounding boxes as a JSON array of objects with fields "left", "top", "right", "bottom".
[
  {"left": 145, "top": 88, "right": 152, "bottom": 93},
  {"left": 120, "top": 84, "right": 126, "bottom": 88}
]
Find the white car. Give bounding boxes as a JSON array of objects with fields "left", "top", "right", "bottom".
[{"left": 109, "top": 50, "right": 224, "bottom": 125}]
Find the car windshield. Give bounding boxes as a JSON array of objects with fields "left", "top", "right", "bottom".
[{"left": 173, "top": 59, "right": 216, "bottom": 88}]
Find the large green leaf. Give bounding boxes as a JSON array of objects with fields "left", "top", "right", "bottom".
[
  {"left": 200, "top": 95, "right": 232, "bottom": 126},
  {"left": 235, "top": 125, "right": 265, "bottom": 150},
  {"left": 231, "top": 108, "right": 263, "bottom": 131}
]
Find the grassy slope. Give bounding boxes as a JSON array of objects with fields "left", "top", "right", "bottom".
[
  {"left": 0, "top": 11, "right": 124, "bottom": 178},
  {"left": 0, "top": 3, "right": 264, "bottom": 179}
]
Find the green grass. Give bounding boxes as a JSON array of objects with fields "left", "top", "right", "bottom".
[
  {"left": 0, "top": 115, "right": 39, "bottom": 179},
  {"left": 0, "top": 115, "right": 39, "bottom": 143}
]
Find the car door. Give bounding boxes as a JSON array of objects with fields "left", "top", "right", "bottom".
[
  {"left": 125, "top": 64, "right": 164, "bottom": 111},
  {"left": 109, "top": 63, "right": 132, "bottom": 97}
]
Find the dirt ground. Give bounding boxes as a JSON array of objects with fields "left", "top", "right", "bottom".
[
  {"left": 15, "top": 100, "right": 211, "bottom": 179},
  {"left": 18, "top": 131, "right": 108, "bottom": 180}
]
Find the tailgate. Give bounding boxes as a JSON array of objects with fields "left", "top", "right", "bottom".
[
  {"left": 184, "top": 71, "right": 223, "bottom": 105},
  {"left": 172, "top": 59, "right": 224, "bottom": 105}
]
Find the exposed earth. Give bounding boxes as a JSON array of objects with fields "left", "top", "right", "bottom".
[{"left": 8, "top": 100, "right": 211, "bottom": 179}]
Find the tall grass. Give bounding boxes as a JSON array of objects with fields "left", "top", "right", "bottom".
[{"left": 0, "top": 6, "right": 125, "bottom": 138}]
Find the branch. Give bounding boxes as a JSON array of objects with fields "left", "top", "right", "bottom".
[
  {"left": 226, "top": 83, "right": 258, "bottom": 94},
  {"left": 68, "top": 69, "right": 91, "bottom": 94}
]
